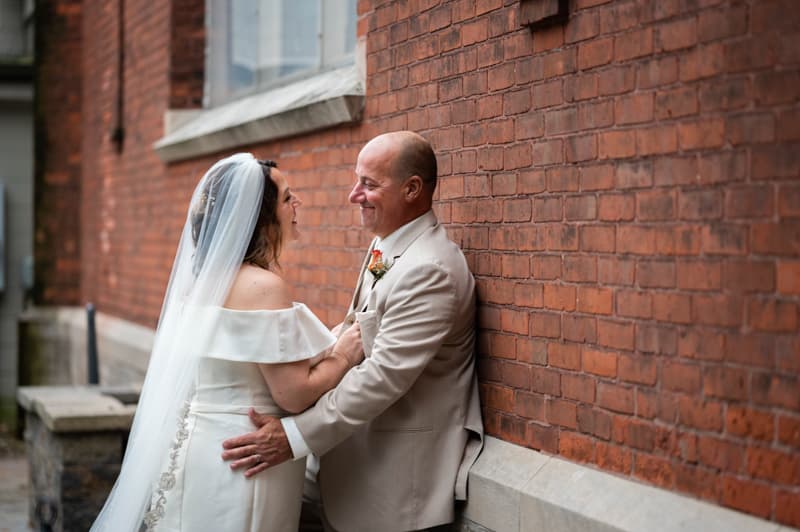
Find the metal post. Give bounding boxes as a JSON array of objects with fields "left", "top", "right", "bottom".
[{"left": 87, "top": 303, "right": 99, "bottom": 384}]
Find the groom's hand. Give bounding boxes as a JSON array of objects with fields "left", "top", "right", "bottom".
[{"left": 221, "top": 409, "right": 293, "bottom": 477}]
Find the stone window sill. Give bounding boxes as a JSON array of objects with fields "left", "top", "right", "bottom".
[{"left": 154, "top": 64, "right": 364, "bottom": 163}]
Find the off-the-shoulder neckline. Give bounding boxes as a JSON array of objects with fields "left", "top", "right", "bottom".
[{"left": 188, "top": 302, "right": 308, "bottom": 315}]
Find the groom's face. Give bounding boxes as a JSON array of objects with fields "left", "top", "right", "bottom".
[{"left": 350, "top": 139, "right": 406, "bottom": 238}]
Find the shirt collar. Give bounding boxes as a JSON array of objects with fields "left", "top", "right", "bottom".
[{"left": 374, "top": 209, "right": 436, "bottom": 257}]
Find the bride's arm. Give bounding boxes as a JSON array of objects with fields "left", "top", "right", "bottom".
[{"left": 225, "top": 265, "right": 364, "bottom": 414}]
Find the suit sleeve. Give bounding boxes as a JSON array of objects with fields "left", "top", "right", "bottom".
[{"left": 293, "top": 261, "right": 457, "bottom": 455}]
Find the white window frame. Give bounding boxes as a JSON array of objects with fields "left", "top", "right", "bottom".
[{"left": 154, "top": 0, "right": 363, "bottom": 163}]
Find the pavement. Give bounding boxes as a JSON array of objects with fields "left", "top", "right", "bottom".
[{"left": 0, "top": 431, "right": 32, "bottom": 532}]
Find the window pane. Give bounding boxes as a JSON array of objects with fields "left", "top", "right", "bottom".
[{"left": 207, "top": 0, "right": 356, "bottom": 106}]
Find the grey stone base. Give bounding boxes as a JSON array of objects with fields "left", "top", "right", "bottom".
[{"left": 461, "top": 436, "right": 796, "bottom": 532}]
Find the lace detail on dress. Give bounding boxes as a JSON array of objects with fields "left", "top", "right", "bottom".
[{"left": 143, "top": 401, "right": 191, "bottom": 531}]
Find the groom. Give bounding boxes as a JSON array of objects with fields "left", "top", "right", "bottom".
[{"left": 223, "top": 131, "right": 483, "bottom": 531}]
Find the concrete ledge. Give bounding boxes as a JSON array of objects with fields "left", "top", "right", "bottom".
[
  {"left": 17, "top": 385, "right": 136, "bottom": 432},
  {"left": 463, "top": 437, "right": 794, "bottom": 532},
  {"left": 154, "top": 64, "right": 365, "bottom": 163}
]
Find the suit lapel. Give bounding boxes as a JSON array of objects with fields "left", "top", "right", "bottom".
[
  {"left": 348, "top": 238, "right": 378, "bottom": 314},
  {"left": 380, "top": 210, "right": 438, "bottom": 266}
]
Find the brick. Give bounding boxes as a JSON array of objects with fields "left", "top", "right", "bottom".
[
  {"left": 577, "top": 405, "right": 611, "bottom": 440},
  {"left": 543, "top": 223, "right": 579, "bottom": 250},
  {"left": 661, "top": 362, "right": 702, "bottom": 394},
  {"left": 559, "top": 431, "right": 595, "bottom": 464},
  {"left": 598, "top": 257, "right": 635, "bottom": 286},
  {"left": 749, "top": 298, "right": 798, "bottom": 333},
  {"left": 704, "top": 366, "right": 749, "bottom": 401},
  {"left": 526, "top": 422, "right": 559, "bottom": 454},
  {"left": 578, "top": 37, "right": 614, "bottom": 70},
  {"left": 562, "top": 255, "right": 597, "bottom": 282},
  {"left": 617, "top": 226, "right": 656, "bottom": 254},
  {"left": 727, "top": 113, "right": 775, "bottom": 146},
  {"left": 679, "top": 189, "right": 722, "bottom": 220},
  {"left": 752, "top": 372, "right": 800, "bottom": 410},
  {"left": 542, "top": 49, "right": 577, "bottom": 79},
  {"left": 678, "top": 118, "right": 725, "bottom": 151},
  {"left": 654, "top": 86, "right": 698, "bottom": 120},
  {"left": 619, "top": 354, "right": 658, "bottom": 386},
  {"left": 633, "top": 454, "right": 675, "bottom": 490},
  {"left": 566, "top": 134, "right": 598, "bottom": 163},
  {"left": 546, "top": 167, "right": 580, "bottom": 192},
  {"left": 565, "top": 73, "right": 598, "bottom": 101},
  {"left": 653, "top": 293, "right": 692, "bottom": 324},
  {"left": 503, "top": 88, "right": 531, "bottom": 115},
  {"left": 598, "top": 193, "right": 634, "bottom": 222},
  {"left": 565, "top": 195, "right": 597, "bottom": 221},
  {"left": 543, "top": 284, "right": 576, "bottom": 311},
  {"left": 532, "top": 24, "right": 564, "bottom": 52},
  {"left": 597, "top": 319, "right": 634, "bottom": 350},
  {"left": 698, "top": 5, "right": 747, "bottom": 42},
  {"left": 565, "top": 11, "right": 600, "bottom": 44},
  {"left": 638, "top": 56, "right": 678, "bottom": 89},
  {"left": 482, "top": 383, "right": 515, "bottom": 411},
  {"left": 726, "top": 406, "right": 774, "bottom": 442},
  {"left": 596, "top": 442, "right": 632, "bottom": 475},
  {"left": 699, "top": 75, "right": 750, "bottom": 112},
  {"left": 722, "top": 260, "right": 776, "bottom": 293},
  {"left": 504, "top": 144, "right": 533, "bottom": 170},
  {"left": 678, "top": 329, "right": 724, "bottom": 361},
  {"left": 677, "top": 260, "right": 721, "bottom": 291},
  {"left": 778, "top": 184, "right": 800, "bottom": 217},
  {"left": 532, "top": 255, "right": 561, "bottom": 280},
  {"left": 637, "top": 189, "right": 675, "bottom": 221},
  {"left": 532, "top": 79, "right": 564, "bottom": 109},
  {"left": 654, "top": 156, "right": 698, "bottom": 187},
  {"left": 636, "top": 323, "right": 677, "bottom": 355},
  {"left": 579, "top": 224, "right": 615, "bottom": 252},
  {"left": 597, "top": 382, "right": 635, "bottom": 414},
  {"left": 751, "top": 221, "right": 800, "bottom": 256},
  {"left": 778, "top": 261, "right": 800, "bottom": 295},
  {"left": 599, "top": 65, "right": 636, "bottom": 95},
  {"left": 598, "top": 130, "right": 636, "bottom": 159},
  {"left": 498, "top": 414, "right": 528, "bottom": 446},
  {"left": 531, "top": 365, "right": 562, "bottom": 395},
  {"left": 655, "top": 17, "right": 697, "bottom": 52},
  {"left": 501, "top": 308, "right": 530, "bottom": 334},
  {"left": 702, "top": 224, "right": 747, "bottom": 256},
  {"left": 679, "top": 396, "right": 723, "bottom": 432},
  {"left": 514, "top": 390, "right": 545, "bottom": 419},
  {"left": 680, "top": 43, "right": 724, "bottom": 81},
  {"left": 616, "top": 290, "right": 652, "bottom": 319},
  {"left": 725, "top": 185, "right": 774, "bottom": 219},
  {"left": 693, "top": 294, "right": 743, "bottom": 327},
  {"left": 616, "top": 160, "right": 653, "bottom": 189},
  {"left": 581, "top": 164, "right": 615, "bottom": 191},
  {"left": 726, "top": 333, "right": 776, "bottom": 369},
  {"left": 515, "top": 112, "right": 545, "bottom": 139},
  {"left": 514, "top": 282, "right": 544, "bottom": 308},
  {"left": 721, "top": 477, "right": 772, "bottom": 519},
  {"left": 616, "top": 93, "right": 654, "bottom": 125},
  {"left": 530, "top": 311, "right": 561, "bottom": 338},
  {"left": 547, "top": 398, "right": 578, "bottom": 429},
  {"left": 615, "top": 28, "right": 653, "bottom": 61},
  {"left": 502, "top": 361, "right": 532, "bottom": 390},
  {"left": 562, "top": 314, "right": 597, "bottom": 343},
  {"left": 562, "top": 373, "right": 596, "bottom": 403},
  {"left": 577, "top": 286, "right": 612, "bottom": 314},
  {"left": 531, "top": 139, "right": 564, "bottom": 166},
  {"left": 582, "top": 347, "right": 617, "bottom": 377},
  {"left": 636, "top": 125, "right": 678, "bottom": 156},
  {"left": 778, "top": 415, "right": 800, "bottom": 450},
  {"left": 698, "top": 436, "right": 744, "bottom": 472},
  {"left": 776, "top": 490, "right": 800, "bottom": 529},
  {"left": 697, "top": 150, "right": 747, "bottom": 184},
  {"left": 599, "top": 1, "right": 639, "bottom": 33}
]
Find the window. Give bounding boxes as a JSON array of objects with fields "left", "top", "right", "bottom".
[{"left": 206, "top": 0, "right": 358, "bottom": 107}]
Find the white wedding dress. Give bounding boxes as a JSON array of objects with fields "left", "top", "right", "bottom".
[{"left": 148, "top": 303, "right": 335, "bottom": 532}]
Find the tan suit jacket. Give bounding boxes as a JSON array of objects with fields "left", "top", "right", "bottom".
[{"left": 294, "top": 211, "right": 483, "bottom": 532}]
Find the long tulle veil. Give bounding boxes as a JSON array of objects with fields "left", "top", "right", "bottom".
[{"left": 91, "top": 153, "right": 265, "bottom": 531}]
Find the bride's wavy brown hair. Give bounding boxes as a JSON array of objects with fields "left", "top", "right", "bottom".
[{"left": 243, "top": 159, "right": 282, "bottom": 269}]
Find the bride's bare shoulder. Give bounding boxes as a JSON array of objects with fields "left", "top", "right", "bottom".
[{"left": 224, "top": 264, "right": 292, "bottom": 311}]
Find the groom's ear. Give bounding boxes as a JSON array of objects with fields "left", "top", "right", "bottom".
[{"left": 404, "top": 175, "right": 423, "bottom": 202}]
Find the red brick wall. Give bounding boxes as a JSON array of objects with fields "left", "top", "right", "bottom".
[
  {"left": 34, "top": 0, "right": 83, "bottom": 304},
  {"left": 39, "top": 0, "right": 800, "bottom": 526}
]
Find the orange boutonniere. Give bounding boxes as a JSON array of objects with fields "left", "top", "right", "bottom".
[{"left": 367, "top": 249, "right": 391, "bottom": 280}]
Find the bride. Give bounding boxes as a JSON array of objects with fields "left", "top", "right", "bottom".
[{"left": 91, "top": 153, "right": 363, "bottom": 531}]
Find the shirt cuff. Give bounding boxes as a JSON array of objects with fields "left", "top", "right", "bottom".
[{"left": 281, "top": 416, "right": 311, "bottom": 459}]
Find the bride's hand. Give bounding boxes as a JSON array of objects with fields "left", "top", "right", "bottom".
[{"left": 331, "top": 322, "right": 364, "bottom": 367}]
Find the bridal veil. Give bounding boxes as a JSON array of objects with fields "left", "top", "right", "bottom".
[{"left": 91, "top": 153, "right": 265, "bottom": 531}]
